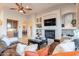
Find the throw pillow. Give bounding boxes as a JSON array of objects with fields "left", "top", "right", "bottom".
[
  {"left": 60, "top": 42, "right": 75, "bottom": 52},
  {"left": 25, "top": 44, "right": 38, "bottom": 52},
  {"left": 16, "top": 43, "right": 27, "bottom": 56}
]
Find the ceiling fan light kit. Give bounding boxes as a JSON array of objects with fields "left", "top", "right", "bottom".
[
  {"left": 26, "top": 6, "right": 29, "bottom": 8},
  {"left": 19, "top": 10, "right": 23, "bottom": 13}
]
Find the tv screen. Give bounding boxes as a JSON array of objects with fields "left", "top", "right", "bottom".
[{"left": 44, "top": 18, "right": 56, "bottom": 26}]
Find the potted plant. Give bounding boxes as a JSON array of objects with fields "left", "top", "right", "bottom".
[{"left": 71, "top": 19, "right": 76, "bottom": 27}]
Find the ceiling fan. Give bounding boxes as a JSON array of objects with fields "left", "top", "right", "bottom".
[{"left": 10, "top": 3, "right": 32, "bottom": 14}]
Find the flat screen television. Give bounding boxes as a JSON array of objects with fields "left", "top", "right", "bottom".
[{"left": 44, "top": 18, "right": 56, "bottom": 26}]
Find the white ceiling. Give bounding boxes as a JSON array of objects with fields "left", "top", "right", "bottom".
[{"left": 0, "top": 3, "right": 74, "bottom": 15}]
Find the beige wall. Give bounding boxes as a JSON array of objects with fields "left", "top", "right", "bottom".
[
  {"left": 76, "top": 4, "right": 79, "bottom": 28},
  {"left": 22, "top": 18, "right": 27, "bottom": 31}
]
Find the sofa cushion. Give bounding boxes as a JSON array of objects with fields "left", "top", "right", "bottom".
[
  {"left": 52, "top": 51, "right": 79, "bottom": 56},
  {"left": 74, "top": 51, "right": 79, "bottom": 56},
  {"left": 53, "top": 41, "right": 75, "bottom": 54},
  {"left": 52, "top": 45, "right": 64, "bottom": 54},
  {"left": 9, "top": 37, "right": 18, "bottom": 43},
  {"left": 60, "top": 42, "right": 75, "bottom": 52},
  {"left": 25, "top": 51, "right": 39, "bottom": 56},
  {"left": 48, "top": 42, "right": 59, "bottom": 55},
  {"left": 1, "top": 48, "right": 16, "bottom": 56},
  {"left": 37, "top": 47, "right": 49, "bottom": 56},
  {"left": 2, "top": 37, "right": 11, "bottom": 46},
  {"left": 52, "top": 51, "right": 75, "bottom": 56},
  {"left": 25, "top": 47, "right": 49, "bottom": 56},
  {"left": 1, "top": 37, "right": 18, "bottom": 46}
]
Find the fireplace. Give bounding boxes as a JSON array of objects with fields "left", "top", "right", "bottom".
[{"left": 45, "top": 30, "right": 55, "bottom": 39}]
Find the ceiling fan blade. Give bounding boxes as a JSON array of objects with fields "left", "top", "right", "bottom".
[
  {"left": 10, "top": 8, "right": 17, "bottom": 10},
  {"left": 25, "top": 8, "right": 32, "bottom": 10},
  {"left": 16, "top": 3, "right": 20, "bottom": 7},
  {"left": 23, "top": 10, "right": 26, "bottom": 14},
  {"left": 20, "top": 3, "right": 22, "bottom": 6}
]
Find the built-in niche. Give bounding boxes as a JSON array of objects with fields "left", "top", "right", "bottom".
[
  {"left": 62, "top": 13, "right": 76, "bottom": 28},
  {"left": 7, "top": 19, "right": 18, "bottom": 38},
  {"left": 36, "top": 17, "right": 42, "bottom": 39},
  {"left": 61, "top": 12, "right": 76, "bottom": 38}
]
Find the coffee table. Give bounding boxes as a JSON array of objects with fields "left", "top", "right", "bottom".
[{"left": 28, "top": 39, "right": 47, "bottom": 49}]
